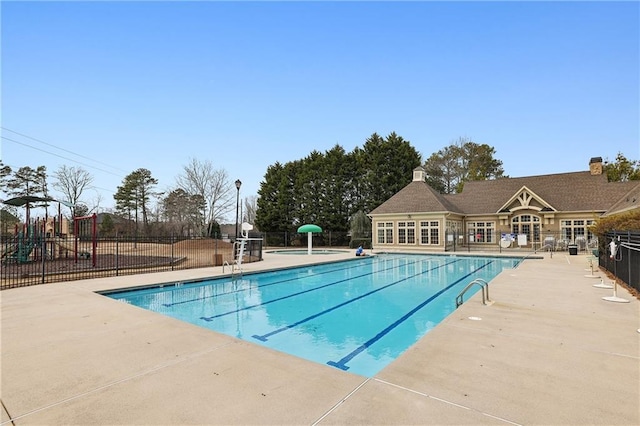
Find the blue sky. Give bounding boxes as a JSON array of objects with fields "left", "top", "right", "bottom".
[{"left": 2, "top": 1, "right": 639, "bottom": 219}]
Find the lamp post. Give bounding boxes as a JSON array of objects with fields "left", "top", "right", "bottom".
[{"left": 235, "top": 179, "right": 242, "bottom": 240}]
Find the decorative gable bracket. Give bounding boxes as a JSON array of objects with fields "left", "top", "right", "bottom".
[{"left": 497, "top": 185, "right": 556, "bottom": 214}]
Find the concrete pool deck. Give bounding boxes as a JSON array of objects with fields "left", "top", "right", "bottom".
[{"left": 1, "top": 250, "right": 639, "bottom": 425}]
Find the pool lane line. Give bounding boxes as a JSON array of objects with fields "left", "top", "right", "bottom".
[
  {"left": 199, "top": 257, "right": 450, "bottom": 322},
  {"left": 326, "top": 261, "right": 493, "bottom": 372},
  {"left": 251, "top": 259, "right": 462, "bottom": 342},
  {"left": 159, "top": 257, "right": 376, "bottom": 307}
]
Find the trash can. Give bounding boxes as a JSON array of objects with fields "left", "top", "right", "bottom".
[{"left": 568, "top": 244, "right": 578, "bottom": 255}]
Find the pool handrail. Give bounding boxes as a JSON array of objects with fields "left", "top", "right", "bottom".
[
  {"left": 455, "top": 278, "right": 491, "bottom": 308},
  {"left": 222, "top": 260, "right": 242, "bottom": 276}
]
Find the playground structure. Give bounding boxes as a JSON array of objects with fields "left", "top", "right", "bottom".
[
  {"left": 2, "top": 234, "right": 253, "bottom": 290},
  {"left": 1, "top": 214, "right": 97, "bottom": 266},
  {"left": 2, "top": 194, "right": 264, "bottom": 289}
]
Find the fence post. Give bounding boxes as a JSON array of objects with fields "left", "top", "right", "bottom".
[
  {"left": 41, "top": 236, "right": 46, "bottom": 284},
  {"left": 626, "top": 231, "right": 631, "bottom": 287},
  {"left": 92, "top": 213, "right": 97, "bottom": 268},
  {"left": 171, "top": 234, "right": 175, "bottom": 271},
  {"left": 115, "top": 233, "right": 119, "bottom": 277}
]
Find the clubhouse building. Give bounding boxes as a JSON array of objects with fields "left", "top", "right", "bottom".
[{"left": 368, "top": 157, "right": 640, "bottom": 252}]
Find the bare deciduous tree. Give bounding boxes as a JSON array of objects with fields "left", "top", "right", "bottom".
[
  {"left": 176, "top": 158, "right": 235, "bottom": 236},
  {"left": 89, "top": 190, "right": 103, "bottom": 215},
  {"left": 243, "top": 195, "right": 258, "bottom": 226},
  {"left": 53, "top": 165, "right": 94, "bottom": 217}
]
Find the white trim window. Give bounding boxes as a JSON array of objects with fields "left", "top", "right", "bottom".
[
  {"left": 377, "top": 222, "right": 394, "bottom": 245},
  {"left": 512, "top": 215, "right": 540, "bottom": 243},
  {"left": 561, "top": 219, "right": 596, "bottom": 243},
  {"left": 398, "top": 221, "right": 416, "bottom": 244},
  {"left": 467, "top": 221, "right": 496, "bottom": 243},
  {"left": 419, "top": 220, "right": 440, "bottom": 245}
]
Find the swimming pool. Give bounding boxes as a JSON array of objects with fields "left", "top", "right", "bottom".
[{"left": 105, "top": 253, "right": 522, "bottom": 377}]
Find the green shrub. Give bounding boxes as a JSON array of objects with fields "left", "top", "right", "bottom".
[{"left": 589, "top": 210, "right": 640, "bottom": 237}]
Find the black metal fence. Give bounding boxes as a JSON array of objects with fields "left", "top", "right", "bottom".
[
  {"left": 597, "top": 231, "right": 640, "bottom": 293},
  {"left": 259, "top": 229, "right": 599, "bottom": 253},
  {"left": 6, "top": 228, "right": 634, "bottom": 292},
  {"left": 260, "top": 229, "right": 603, "bottom": 255},
  {"left": 1, "top": 236, "right": 262, "bottom": 290},
  {"left": 260, "top": 231, "right": 354, "bottom": 248},
  {"left": 445, "top": 230, "right": 598, "bottom": 254}
]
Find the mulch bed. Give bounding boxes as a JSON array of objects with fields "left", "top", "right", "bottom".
[{"left": 173, "top": 239, "right": 234, "bottom": 250}]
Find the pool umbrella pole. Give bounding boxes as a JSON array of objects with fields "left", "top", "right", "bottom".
[{"left": 296, "top": 224, "right": 322, "bottom": 255}]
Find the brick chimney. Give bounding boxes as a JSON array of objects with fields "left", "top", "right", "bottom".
[{"left": 589, "top": 157, "right": 603, "bottom": 175}]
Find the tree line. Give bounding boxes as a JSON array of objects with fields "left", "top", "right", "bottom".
[
  {"left": 253, "top": 134, "right": 509, "bottom": 237},
  {"left": 0, "top": 159, "right": 248, "bottom": 238},
  {"left": 2, "top": 136, "right": 639, "bottom": 238},
  {"left": 254, "top": 132, "right": 422, "bottom": 236},
  {"left": 254, "top": 135, "right": 640, "bottom": 236}
]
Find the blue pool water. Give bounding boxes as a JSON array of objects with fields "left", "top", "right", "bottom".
[{"left": 105, "top": 253, "right": 522, "bottom": 377}]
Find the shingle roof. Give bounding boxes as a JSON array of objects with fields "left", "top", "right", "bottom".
[
  {"left": 371, "top": 171, "right": 640, "bottom": 216},
  {"left": 605, "top": 183, "right": 640, "bottom": 215},
  {"left": 369, "top": 181, "right": 463, "bottom": 215}
]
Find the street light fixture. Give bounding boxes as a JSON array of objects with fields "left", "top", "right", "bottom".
[{"left": 235, "top": 179, "right": 242, "bottom": 240}]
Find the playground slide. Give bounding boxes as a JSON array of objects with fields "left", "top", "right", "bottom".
[
  {"left": 2, "top": 243, "right": 18, "bottom": 259},
  {"left": 2, "top": 241, "right": 34, "bottom": 263}
]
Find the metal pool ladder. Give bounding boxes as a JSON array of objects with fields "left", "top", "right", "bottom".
[
  {"left": 222, "top": 260, "right": 243, "bottom": 276},
  {"left": 456, "top": 278, "right": 491, "bottom": 308},
  {"left": 222, "top": 240, "right": 247, "bottom": 275},
  {"left": 222, "top": 260, "right": 233, "bottom": 274}
]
